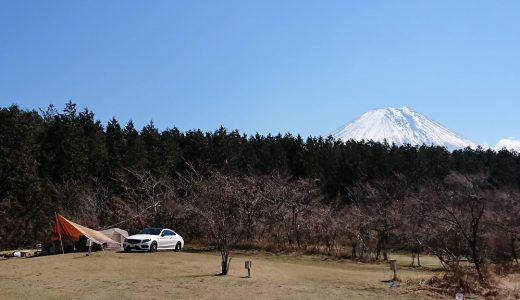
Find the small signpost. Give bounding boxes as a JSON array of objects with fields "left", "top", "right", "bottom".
[
  {"left": 245, "top": 260, "right": 252, "bottom": 278},
  {"left": 389, "top": 259, "right": 397, "bottom": 280},
  {"left": 386, "top": 259, "right": 398, "bottom": 288}
]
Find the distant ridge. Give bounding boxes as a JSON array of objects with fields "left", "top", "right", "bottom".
[{"left": 331, "top": 107, "right": 477, "bottom": 151}]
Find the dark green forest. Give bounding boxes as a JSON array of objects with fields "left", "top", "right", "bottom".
[{"left": 1, "top": 102, "right": 520, "bottom": 282}]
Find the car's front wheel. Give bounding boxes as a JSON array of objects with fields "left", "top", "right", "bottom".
[
  {"left": 124, "top": 247, "right": 131, "bottom": 253},
  {"left": 150, "top": 241, "right": 158, "bottom": 252},
  {"left": 174, "top": 242, "right": 182, "bottom": 252}
]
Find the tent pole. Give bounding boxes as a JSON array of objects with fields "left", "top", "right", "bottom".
[{"left": 55, "top": 212, "right": 65, "bottom": 255}]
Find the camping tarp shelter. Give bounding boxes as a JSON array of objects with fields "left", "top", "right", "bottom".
[
  {"left": 51, "top": 214, "right": 119, "bottom": 248},
  {"left": 100, "top": 228, "right": 128, "bottom": 250}
]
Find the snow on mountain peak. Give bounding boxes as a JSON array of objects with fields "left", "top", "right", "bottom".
[
  {"left": 331, "top": 107, "right": 477, "bottom": 151},
  {"left": 495, "top": 138, "right": 520, "bottom": 152}
]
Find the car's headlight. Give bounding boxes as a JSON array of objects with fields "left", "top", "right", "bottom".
[{"left": 142, "top": 239, "right": 151, "bottom": 243}]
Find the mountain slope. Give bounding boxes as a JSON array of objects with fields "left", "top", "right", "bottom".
[{"left": 331, "top": 107, "right": 477, "bottom": 151}]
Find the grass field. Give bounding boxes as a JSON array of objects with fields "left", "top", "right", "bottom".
[{"left": 0, "top": 250, "right": 444, "bottom": 299}]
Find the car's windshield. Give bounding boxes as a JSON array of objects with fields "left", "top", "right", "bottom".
[{"left": 139, "top": 228, "right": 163, "bottom": 235}]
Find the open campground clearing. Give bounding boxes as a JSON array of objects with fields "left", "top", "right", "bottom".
[{"left": 0, "top": 250, "right": 443, "bottom": 299}]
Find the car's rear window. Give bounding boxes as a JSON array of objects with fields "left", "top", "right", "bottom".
[{"left": 139, "top": 228, "right": 162, "bottom": 235}]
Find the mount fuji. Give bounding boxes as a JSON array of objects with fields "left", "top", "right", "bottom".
[{"left": 331, "top": 107, "right": 477, "bottom": 151}]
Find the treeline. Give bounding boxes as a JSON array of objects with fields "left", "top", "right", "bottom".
[{"left": 1, "top": 102, "right": 520, "bottom": 282}]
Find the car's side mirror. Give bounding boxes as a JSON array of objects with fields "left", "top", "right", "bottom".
[{"left": 161, "top": 234, "right": 164, "bottom": 237}]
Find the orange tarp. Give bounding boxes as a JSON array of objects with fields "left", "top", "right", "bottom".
[{"left": 51, "top": 214, "right": 119, "bottom": 246}]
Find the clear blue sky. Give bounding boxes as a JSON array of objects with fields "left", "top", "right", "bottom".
[{"left": 1, "top": 1, "right": 519, "bottom": 146}]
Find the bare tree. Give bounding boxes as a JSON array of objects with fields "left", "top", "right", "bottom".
[
  {"left": 486, "top": 189, "right": 520, "bottom": 265},
  {"left": 402, "top": 196, "right": 428, "bottom": 267},
  {"left": 187, "top": 172, "right": 245, "bottom": 275},
  {"left": 349, "top": 175, "right": 407, "bottom": 261},
  {"left": 114, "top": 168, "right": 174, "bottom": 229},
  {"left": 309, "top": 204, "right": 344, "bottom": 255},
  {"left": 415, "top": 172, "right": 493, "bottom": 283},
  {"left": 263, "top": 175, "right": 320, "bottom": 249},
  {"left": 49, "top": 178, "right": 110, "bottom": 227},
  {"left": 344, "top": 204, "right": 372, "bottom": 260},
  {"left": 236, "top": 176, "right": 268, "bottom": 244}
]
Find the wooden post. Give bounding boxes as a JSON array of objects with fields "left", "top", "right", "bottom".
[
  {"left": 55, "top": 212, "right": 65, "bottom": 255},
  {"left": 86, "top": 239, "right": 92, "bottom": 256},
  {"left": 389, "top": 259, "right": 397, "bottom": 281}
]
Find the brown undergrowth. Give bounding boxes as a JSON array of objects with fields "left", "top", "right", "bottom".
[{"left": 406, "top": 265, "right": 520, "bottom": 299}]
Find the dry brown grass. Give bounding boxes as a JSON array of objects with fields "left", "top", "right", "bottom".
[
  {"left": 492, "top": 267, "right": 520, "bottom": 299},
  {"left": 405, "top": 263, "right": 520, "bottom": 300},
  {"left": 0, "top": 250, "right": 445, "bottom": 300}
]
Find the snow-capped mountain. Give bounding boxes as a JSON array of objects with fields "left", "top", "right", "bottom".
[
  {"left": 331, "top": 107, "right": 477, "bottom": 151},
  {"left": 495, "top": 138, "right": 520, "bottom": 152}
]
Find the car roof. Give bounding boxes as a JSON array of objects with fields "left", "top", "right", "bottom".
[{"left": 144, "top": 227, "right": 174, "bottom": 231}]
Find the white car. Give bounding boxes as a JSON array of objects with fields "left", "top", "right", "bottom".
[{"left": 123, "top": 228, "right": 184, "bottom": 252}]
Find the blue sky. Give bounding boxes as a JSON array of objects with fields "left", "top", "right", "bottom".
[{"left": 1, "top": 1, "right": 519, "bottom": 146}]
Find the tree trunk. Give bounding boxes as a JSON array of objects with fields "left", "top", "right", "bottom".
[
  {"left": 511, "top": 235, "right": 519, "bottom": 265},
  {"left": 219, "top": 242, "right": 231, "bottom": 275},
  {"left": 295, "top": 226, "right": 301, "bottom": 248},
  {"left": 220, "top": 250, "right": 231, "bottom": 275},
  {"left": 292, "top": 208, "right": 301, "bottom": 248},
  {"left": 376, "top": 238, "right": 381, "bottom": 261},
  {"left": 381, "top": 232, "right": 388, "bottom": 261},
  {"left": 221, "top": 260, "right": 228, "bottom": 275},
  {"left": 359, "top": 236, "right": 366, "bottom": 259},
  {"left": 282, "top": 218, "right": 293, "bottom": 248},
  {"left": 417, "top": 251, "right": 421, "bottom": 267},
  {"left": 470, "top": 241, "right": 484, "bottom": 283},
  {"left": 376, "top": 232, "right": 388, "bottom": 261},
  {"left": 246, "top": 214, "right": 252, "bottom": 241}
]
